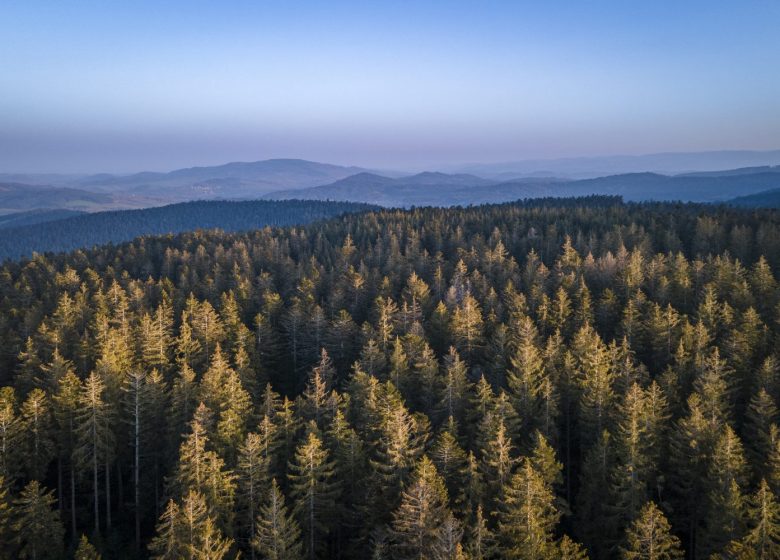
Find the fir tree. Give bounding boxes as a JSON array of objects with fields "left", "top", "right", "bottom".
[
  {"left": 288, "top": 427, "right": 338, "bottom": 559},
  {"left": 75, "top": 372, "right": 113, "bottom": 533},
  {"left": 254, "top": 479, "right": 304, "bottom": 560},
  {"left": 497, "top": 458, "right": 561, "bottom": 560},
  {"left": 12, "top": 481, "right": 65, "bottom": 560},
  {"left": 620, "top": 501, "right": 683, "bottom": 560},
  {"left": 74, "top": 535, "right": 101, "bottom": 560},
  {"left": 390, "top": 456, "right": 452, "bottom": 560}
]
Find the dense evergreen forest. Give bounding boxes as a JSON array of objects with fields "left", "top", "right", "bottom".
[
  {"left": 3, "top": 195, "right": 780, "bottom": 558},
  {"left": 0, "top": 199, "right": 376, "bottom": 261}
]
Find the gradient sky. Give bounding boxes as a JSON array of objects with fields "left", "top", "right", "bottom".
[{"left": 1, "top": 0, "right": 779, "bottom": 173}]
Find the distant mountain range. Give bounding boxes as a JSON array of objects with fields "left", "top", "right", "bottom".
[
  {"left": 0, "top": 199, "right": 377, "bottom": 262},
  {"left": 0, "top": 159, "right": 369, "bottom": 214},
  {"left": 263, "top": 167, "right": 780, "bottom": 207},
  {"left": 261, "top": 172, "right": 500, "bottom": 206},
  {"left": 2, "top": 154, "right": 780, "bottom": 217},
  {"left": 448, "top": 150, "right": 780, "bottom": 179}
]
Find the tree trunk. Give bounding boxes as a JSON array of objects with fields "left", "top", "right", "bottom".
[
  {"left": 135, "top": 387, "right": 141, "bottom": 551},
  {"left": 105, "top": 460, "right": 112, "bottom": 529},
  {"left": 70, "top": 463, "right": 77, "bottom": 537},
  {"left": 93, "top": 421, "right": 100, "bottom": 533}
]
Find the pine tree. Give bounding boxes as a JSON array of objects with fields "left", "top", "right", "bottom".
[
  {"left": 370, "top": 392, "right": 424, "bottom": 508},
  {"left": 15, "top": 338, "right": 42, "bottom": 396},
  {"left": 175, "top": 315, "right": 202, "bottom": 371},
  {"left": 19, "top": 388, "right": 54, "bottom": 481},
  {"left": 52, "top": 370, "right": 80, "bottom": 536},
  {"left": 174, "top": 403, "right": 236, "bottom": 525},
  {"left": 390, "top": 456, "right": 453, "bottom": 560},
  {"left": 122, "top": 368, "right": 149, "bottom": 549},
  {"left": 301, "top": 350, "right": 336, "bottom": 427},
  {"left": 479, "top": 418, "right": 516, "bottom": 508},
  {"left": 0, "top": 478, "right": 13, "bottom": 560},
  {"left": 139, "top": 299, "right": 174, "bottom": 373},
  {"left": 75, "top": 372, "right": 113, "bottom": 533},
  {"left": 668, "top": 393, "right": 718, "bottom": 555},
  {"left": 497, "top": 458, "right": 561, "bottom": 559},
  {"left": 466, "top": 504, "right": 496, "bottom": 560},
  {"left": 573, "top": 323, "right": 615, "bottom": 447},
  {"left": 187, "top": 296, "right": 226, "bottom": 367},
  {"left": 254, "top": 479, "right": 303, "bottom": 560},
  {"left": 12, "top": 481, "right": 65, "bottom": 560},
  {"left": 74, "top": 535, "right": 101, "bottom": 560},
  {"left": 200, "top": 345, "right": 253, "bottom": 463},
  {"left": 0, "top": 388, "right": 20, "bottom": 481},
  {"left": 430, "top": 425, "right": 469, "bottom": 512},
  {"left": 326, "top": 408, "right": 366, "bottom": 551},
  {"left": 507, "top": 314, "right": 549, "bottom": 438},
  {"left": 238, "top": 432, "right": 272, "bottom": 558},
  {"left": 388, "top": 337, "right": 410, "bottom": 390},
  {"left": 701, "top": 425, "right": 749, "bottom": 556},
  {"left": 576, "top": 431, "right": 616, "bottom": 556},
  {"left": 148, "top": 499, "right": 181, "bottom": 559},
  {"left": 620, "top": 501, "right": 683, "bottom": 560},
  {"left": 558, "top": 535, "right": 589, "bottom": 560},
  {"left": 374, "top": 297, "right": 399, "bottom": 353},
  {"left": 169, "top": 362, "right": 198, "bottom": 446},
  {"left": 610, "top": 383, "right": 652, "bottom": 534},
  {"left": 410, "top": 340, "right": 440, "bottom": 415},
  {"left": 149, "top": 489, "right": 233, "bottom": 560},
  {"left": 744, "top": 388, "right": 779, "bottom": 475},
  {"left": 451, "top": 293, "right": 484, "bottom": 362},
  {"left": 288, "top": 427, "right": 338, "bottom": 559},
  {"left": 725, "top": 479, "right": 780, "bottom": 559}
]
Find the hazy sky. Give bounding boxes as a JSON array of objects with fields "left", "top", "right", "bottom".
[{"left": 1, "top": 0, "right": 779, "bottom": 173}]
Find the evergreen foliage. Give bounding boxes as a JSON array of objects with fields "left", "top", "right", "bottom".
[{"left": 0, "top": 197, "right": 778, "bottom": 557}]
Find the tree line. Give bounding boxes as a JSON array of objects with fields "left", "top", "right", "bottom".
[{"left": 0, "top": 196, "right": 779, "bottom": 558}]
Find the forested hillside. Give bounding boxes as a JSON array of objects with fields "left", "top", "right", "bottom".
[
  {"left": 265, "top": 170, "right": 780, "bottom": 207},
  {"left": 0, "top": 199, "right": 377, "bottom": 261},
  {"left": 2, "top": 196, "right": 780, "bottom": 558}
]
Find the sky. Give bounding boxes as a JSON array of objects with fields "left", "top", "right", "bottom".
[{"left": 1, "top": 0, "right": 779, "bottom": 173}]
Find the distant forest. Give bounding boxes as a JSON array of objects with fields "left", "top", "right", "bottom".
[
  {"left": 2, "top": 196, "right": 780, "bottom": 558},
  {"left": 0, "top": 199, "right": 377, "bottom": 262}
]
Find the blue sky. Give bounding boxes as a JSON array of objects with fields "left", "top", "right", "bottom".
[{"left": 1, "top": 0, "right": 779, "bottom": 172}]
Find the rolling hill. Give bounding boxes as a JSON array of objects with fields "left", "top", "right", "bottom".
[
  {"left": 74, "top": 158, "right": 369, "bottom": 200},
  {"left": 0, "top": 199, "right": 377, "bottom": 262},
  {"left": 729, "top": 187, "right": 780, "bottom": 208},
  {"left": 0, "top": 209, "right": 86, "bottom": 229},
  {"left": 450, "top": 149, "right": 780, "bottom": 179},
  {"left": 263, "top": 172, "right": 499, "bottom": 206},
  {"left": 264, "top": 169, "right": 780, "bottom": 207},
  {"left": 0, "top": 182, "right": 158, "bottom": 213}
]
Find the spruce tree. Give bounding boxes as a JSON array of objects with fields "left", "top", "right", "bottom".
[
  {"left": 558, "top": 535, "right": 589, "bottom": 560},
  {"left": 0, "top": 387, "right": 20, "bottom": 481},
  {"left": 390, "top": 456, "right": 452, "bottom": 560},
  {"left": 12, "top": 481, "right": 65, "bottom": 560},
  {"left": 288, "top": 427, "right": 338, "bottom": 559},
  {"left": 237, "top": 432, "right": 271, "bottom": 558},
  {"left": 507, "top": 314, "right": 547, "bottom": 436},
  {"left": 19, "top": 388, "right": 54, "bottom": 481},
  {"left": 254, "top": 479, "right": 303, "bottom": 560},
  {"left": 0, "top": 478, "right": 12, "bottom": 560},
  {"left": 75, "top": 372, "right": 113, "bottom": 533},
  {"left": 497, "top": 458, "right": 561, "bottom": 560},
  {"left": 725, "top": 479, "right": 780, "bottom": 559},
  {"left": 620, "top": 501, "right": 683, "bottom": 560},
  {"left": 74, "top": 535, "right": 101, "bottom": 560}
]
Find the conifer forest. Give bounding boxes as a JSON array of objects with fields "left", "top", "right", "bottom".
[{"left": 3, "top": 196, "right": 780, "bottom": 559}]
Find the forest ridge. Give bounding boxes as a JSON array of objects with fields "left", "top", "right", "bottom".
[{"left": 1, "top": 197, "right": 780, "bottom": 558}]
